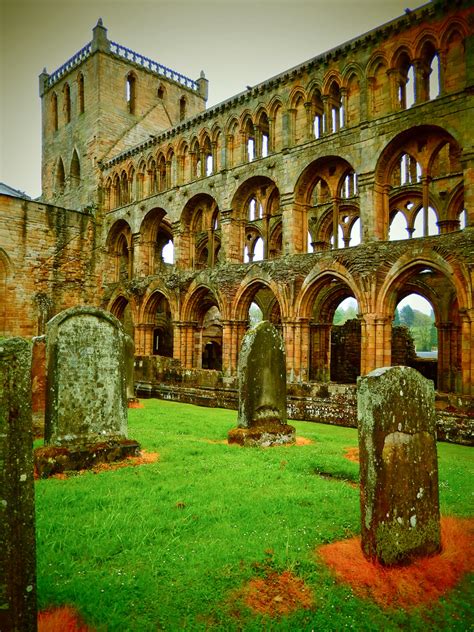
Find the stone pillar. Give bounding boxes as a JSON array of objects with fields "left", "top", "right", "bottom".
[
  {"left": 357, "top": 172, "right": 377, "bottom": 242},
  {"left": 0, "top": 338, "right": 37, "bottom": 632},
  {"left": 361, "top": 314, "right": 391, "bottom": 375},
  {"left": 461, "top": 150, "right": 474, "bottom": 227},
  {"left": 460, "top": 309, "right": 474, "bottom": 396},
  {"left": 332, "top": 197, "right": 340, "bottom": 249},
  {"left": 309, "top": 322, "right": 331, "bottom": 381},
  {"left": 281, "top": 195, "right": 306, "bottom": 255},
  {"left": 357, "top": 366, "right": 441, "bottom": 565},
  {"left": 421, "top": 176, "right": 430, "bottom": 236},
  {"left": 220, "top": 209, "right": 243, "bottom": 263}
]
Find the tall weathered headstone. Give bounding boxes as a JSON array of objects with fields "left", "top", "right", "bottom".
[
  {"left": 357, "top": 366, "right": 441, "bottom": 565},
  {"left": 228, "top": 320, "right": 295, "bottom": 446},
  {"left": 0, "top": 338, "right": 37, "bottom": 631},
  {"left": 36, "top": 307, "right": 140, "bottom": 476}
]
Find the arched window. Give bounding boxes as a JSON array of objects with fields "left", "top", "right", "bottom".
[
  {"left": 63, "top": 83, "right": 71, "bottom": 124},
  {"left": 328, "top": 81, "right": 343, "bottom": 132},
  {"left": 257, "top": 112, "right": 270, "bottom": 157},
  {"left": 55, "top": 158, "right": 65, "bottom": 193},
  {"left": 413, "top": 206, "right": 439, "bottom": 237},
  {"left": 397, "top": 53, "right": 416, "bottom": 109},
  {"left": 179, "top": 96, "right": 186, "bottom": 121},
  {"left": 51, "top": 93, "right": 58, "bottom": 131},
  {"left": 389, "top": 210, "right": 409, "bottom": 241},
  {"left": 70, "top": 150, "right": 80, "bottom": 188},
  {"left": 157, "top": 84, "right": 165, "bottom": 100},
  {"left": 126, "top": 73, "right": 136, "bottom": 114},
  {"left": 244, "top": 119, "right": 255, "bottom": 162},
  {"left": 311, "top": 89, "right": 324, "bottom": 139},
  {"left": 78, "top": 73, "right": 85, "bottom": 114}
]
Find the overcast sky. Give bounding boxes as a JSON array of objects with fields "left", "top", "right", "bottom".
[{"left": 1, "top": 0, "right": 426, "bottom": 198}]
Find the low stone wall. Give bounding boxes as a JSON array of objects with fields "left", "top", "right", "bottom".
[{"left": 134, "top": 358, "right": 473, "bottom": 446}]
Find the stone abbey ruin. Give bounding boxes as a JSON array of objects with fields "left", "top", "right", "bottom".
[{"left": 0, "top": 0, "right": 473, "bottom": 442}]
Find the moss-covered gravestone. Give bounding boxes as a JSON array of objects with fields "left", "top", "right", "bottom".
[
  {"left": 228, "top": 320, "right": 295, "bottom": 446},
  {"left": 357, "top": 366, "right": 441, "bottom": 565},
  {"left": 0, "top": 338, "right": 37, "bottom": 632},
  {"left": 35, "top": 306, "right": 140, "bottom": 477}
]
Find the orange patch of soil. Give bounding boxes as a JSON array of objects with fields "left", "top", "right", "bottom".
[
  {"left": 46, "top": 451, "right": 159, "bottom": 479},
  {"left": 343, "top": 446, "right": 359, "bottom": 463},
  {"left": 38, "top": 605, "right": 94, "bottom": 631},
  {"left": 237, "top": 570, "right": 314, "bottom": 617},
  {"left": 318, "top": 516, "right": 473, "bottom": 609}
]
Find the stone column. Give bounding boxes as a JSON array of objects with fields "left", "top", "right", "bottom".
[
  {"left": 281, "top": 195, "right": 306, "bottom": 255},
  {"left": 460, "top": 309, "right": 474, "bottom": 396},
  {"left": 309, "top": 322, "right": 331, "bottom": 381},
  {"left": 0, "top": 338, "right": 37, "bottom": 632},
  {"left": 357, "top": 366, "right": 440, "bottom": 565},
  {"left": 332, "top": 197, "right": 340, "bottom": 249}
]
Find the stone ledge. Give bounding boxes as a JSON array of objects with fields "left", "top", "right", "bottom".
[
  {"left": 34, "top": 438, "right": 141, "bottom": 478},
  {"left": 228, "top": 423, "right": 296, "bottom": 447}
]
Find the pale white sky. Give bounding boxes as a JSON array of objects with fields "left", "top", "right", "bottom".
[{"left": 1, "top": 0, "right": 425, "bottom": 198}]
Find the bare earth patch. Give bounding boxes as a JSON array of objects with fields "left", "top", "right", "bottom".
[
  {"left": 38, "top": 605, "right": 94, "bottom": 631},
  {"left": 317, "top": 516, "right": 473, "bottom": 609},
  {"left": 234, "top": 569, "right": 314, "bottom": 617},
  {"left": 343, "top": 446, "right": 360, "bottom": 462},
  {"left": 41, "top": 450, "right": 159, "bottom": 480}
]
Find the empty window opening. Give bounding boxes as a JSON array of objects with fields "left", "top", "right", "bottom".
[
  {"left": 330, "top": 225, "right": 344, "bottom": 249},
  {"left": 413, "top": 206, "right": 439, "bottom": 237},
  {"left": 157, "top": 84, "right": 165, "bottom": 99},
  {"left": 428, "top": 55, "right": 441, "bottom": 100},
  {"left": 206, "top": 154, "right": 213, "bottom": 176},
  {"left": 78, "top": 73, "right": 85, "bottom": 114},
  {"left": 333, "top": 297, "right": 358, "bottom": 325},
  {"left": 253, "top": 237, "right": 264, "bottom": 261},
  {"left": 262, "top": 134, "right": 269, "bottom": 157},
  {"left": 307, "top": 231, "right": 314, "bottom": 253},
  {"left": 162, "top": 239, "right": 174, "bottom": 264},
  {"left": 389, "top": 211, "right": 409, "bottom": 240},
  {"left": 179, "top": 96, "right": 186, "bottom": 121},
  {"left": 126, "top": 73, "right": 136, "bottom": 114},
  {"left": 51, "top": 93, "right": 58, "bottom": 131},
  {"left": 63, "top": 83, "right": 71, "bottom": 123},
  {"left": 459, "top": 209, "right": 467, "bottom": 229},
  {"left": 349, "top": 218, "right": 361, "bottom": 246},
  {"left": 395, "top": 294, "right": 437, "bottom": 358},
  {"left": 70, "top": 150, "right": 80, "bottom": 188},
  {"left": 55, "top": 158, "right": 65, "bottom": 193},
  {"left": 247, "top": 138, "right": 255, "bottom": 162},
  {"left": 249, "top": 302, "right": 263, "bottom": 326},
  {"left": 249, "top": 198, "right": 257, "bottom": 221}
]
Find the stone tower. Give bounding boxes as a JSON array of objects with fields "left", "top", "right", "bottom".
[{"left": 39, "top": 19, "right": 208, "bottom": 211}]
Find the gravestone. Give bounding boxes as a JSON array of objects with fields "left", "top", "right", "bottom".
[
  {"left": 31, "top": 336, "right": 46, "bottom": 436},
  {"left": 228, "top": 320, "right": 295, "bottom": 446},
  {"left": 0, "top": 338, "right": 37, "bottom": 631},
  {"left": 35, "top": 306, "right": 140, "bottom": 476},
  {"left": 357, "top": 365, "right": 441, "bottom": 565}
]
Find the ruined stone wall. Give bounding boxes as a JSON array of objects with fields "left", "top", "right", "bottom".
[{"left": 0, "top": 195, "right": 100, "bottom": 337}]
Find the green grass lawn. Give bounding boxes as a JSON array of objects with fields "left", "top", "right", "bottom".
[{"left": 35, "top": 399, "right": 473, "bottom": 631}]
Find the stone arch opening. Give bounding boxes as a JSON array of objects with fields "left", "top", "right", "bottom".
[
  {"left": 180, "top": 193, "right": 220, "bottom": 269},
  {"left": 110, "top": 295, "right": 134, "bottom": 339},
  {"left": 106, "top": 220, "right": 133, "bottom": 283},
  {"left": 143, "top": 291, "right": 173, "bottom": 357},
  {"left": 296, "top": 156, "right": 358, "bottom": 252},
  {"left": 232, "top": 176, "right": 280, "bottom": 263},
  {"left": 140, "top": 208, "right": 174, "bottom": 274}
]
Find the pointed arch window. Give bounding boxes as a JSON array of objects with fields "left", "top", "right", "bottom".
[
  {"left": 55, "top": 158, "right": 65, "bottom": 193},
  {"left": 70, "top": 150, "right": 80, "bottom": 188},
  {"left": 179, "top": 96, "right": 186, "bottom": 121},
  {"left": 126, "top": 73, "right": 136, "bottom": 114},
  {"left": 51, "top": 93, "right": 58, "bottom": 131},
  {"left": 63, "top": 83, "right": 71, "bottom": 124},
  {"left": 78, "top": 73, "right": 85, "bottom": 114}
]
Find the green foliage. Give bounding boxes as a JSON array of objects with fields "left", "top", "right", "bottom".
[
  {"left": 333, "top": 304, "right": 358, "bottom": 325},
  {"left": 35, "top": 400, "right": 473, "bottom": 630},
  {"left": 398, "top": 306, "right": 437, "bottom": 352}
]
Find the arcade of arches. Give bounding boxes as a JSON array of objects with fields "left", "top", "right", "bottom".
[{"left": 1, "top": 1, "right": 472, "bottom": 440}]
